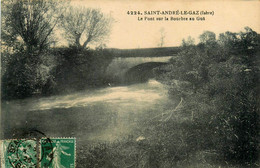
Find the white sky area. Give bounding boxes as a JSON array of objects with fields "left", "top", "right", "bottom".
[{"left": 66, "top": 0, "right": 260, "bottom": 49}]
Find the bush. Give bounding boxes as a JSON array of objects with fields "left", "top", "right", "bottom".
[
  {"left": 2, "top": 47, "right": 114, "bottom": 100},
  {"left": 154, "top": 27, "right": 259, "bottom": 166},
  {"left": 45, "top": 47, "right": 114, "bottom": 94},
  {"left": 1, "top": 52, "right": 52, "bottom": 100}
]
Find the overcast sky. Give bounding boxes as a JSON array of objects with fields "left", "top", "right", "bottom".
[{"left": 70, "top": 0, "right": 260, "bottom": 49}]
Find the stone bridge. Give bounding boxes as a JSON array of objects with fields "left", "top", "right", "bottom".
[{"left": 106, "top": 56, "right": 173, "bottom": 84}]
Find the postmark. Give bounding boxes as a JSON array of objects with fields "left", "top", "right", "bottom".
[
  {"left": 1, "top": 139, "right": 38, "bottom": 168},
  {"left": 1, "top": 137, "right": 75, "bottom": 168}
]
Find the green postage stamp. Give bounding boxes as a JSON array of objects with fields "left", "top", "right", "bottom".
[
  {"left": 0, "top": 139, "right": 38, "bottom": 167},
  {"left": 40, "top": 138, "right": 76, "bottom": 168},
  {"left": 0, "top": 137, "right": 76, "bottom": 168}
]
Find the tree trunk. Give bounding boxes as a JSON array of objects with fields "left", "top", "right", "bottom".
[
  {"left": 75, "top": 36, "right": 81, "bottom": 47},
  {"left": 83, "top": 37, "right": 91, "bottom": 48}
]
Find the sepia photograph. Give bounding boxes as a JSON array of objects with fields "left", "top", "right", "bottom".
[{"left": 1, "top": 0, "right": 259, "bottom": 167}]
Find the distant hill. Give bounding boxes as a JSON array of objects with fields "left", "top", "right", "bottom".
[{"left": 105, "top": 47, "right": 180, "bottom": 57}]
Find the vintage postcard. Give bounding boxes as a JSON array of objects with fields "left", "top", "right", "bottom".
[{"left": 1, "top": 0, "right": 259, "bottom": 167}]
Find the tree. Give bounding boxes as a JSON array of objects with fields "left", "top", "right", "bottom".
[
  {"left": 199, "top": 31, "right": 216, "bottom": 44},
  {"left": 158, "top": 28, "right": 166, "bottom": 47},
  {"left": 1, "top": 0, "right": 66, "bottom": 100},
  {"left": 60, "top": 6, "right": 112, "bottom": 48},
  {"left": 1, "top": 0, "right": 65, "bottom": 53},
  {"left": 181, "top": 36, "right": 195, "bottom": 47}
]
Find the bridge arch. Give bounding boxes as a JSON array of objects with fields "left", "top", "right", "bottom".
[
  {"left": 123, "top": 62, "right": 167, "bottom": 84},
  {"left": 105, "top": 56, "right": 172, "bottom": 84}
]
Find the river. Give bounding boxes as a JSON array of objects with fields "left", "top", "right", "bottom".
[{"left": 2, "top": 79, "right": 171, "bottom": 143}]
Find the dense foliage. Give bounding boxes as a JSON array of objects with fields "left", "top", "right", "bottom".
[
  {"left": 1, "top": 47, "right": 113, "bottom": 100},
  {"left": 1, "top": 0, "right": 113, "bottom": 100},
  {"left": 44, "top": 47, "right": 114, "bottom": 95},
  {"left": 153, "top": 27, "right": 259, "bottom": 166}
]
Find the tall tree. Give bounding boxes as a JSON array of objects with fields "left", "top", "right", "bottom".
[
  {"left": 60, "top": 6, "right": 112, "bottom": 48},
  {"left": 1, "top": 0, "right": 66, "bottom": 100},
  {"left": 1, "top": 0, "right": 65, "bottom": 53}
]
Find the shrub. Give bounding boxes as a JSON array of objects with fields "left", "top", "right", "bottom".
[{"left": 154, "top": 27, "right": 259, "bottom": 166}]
